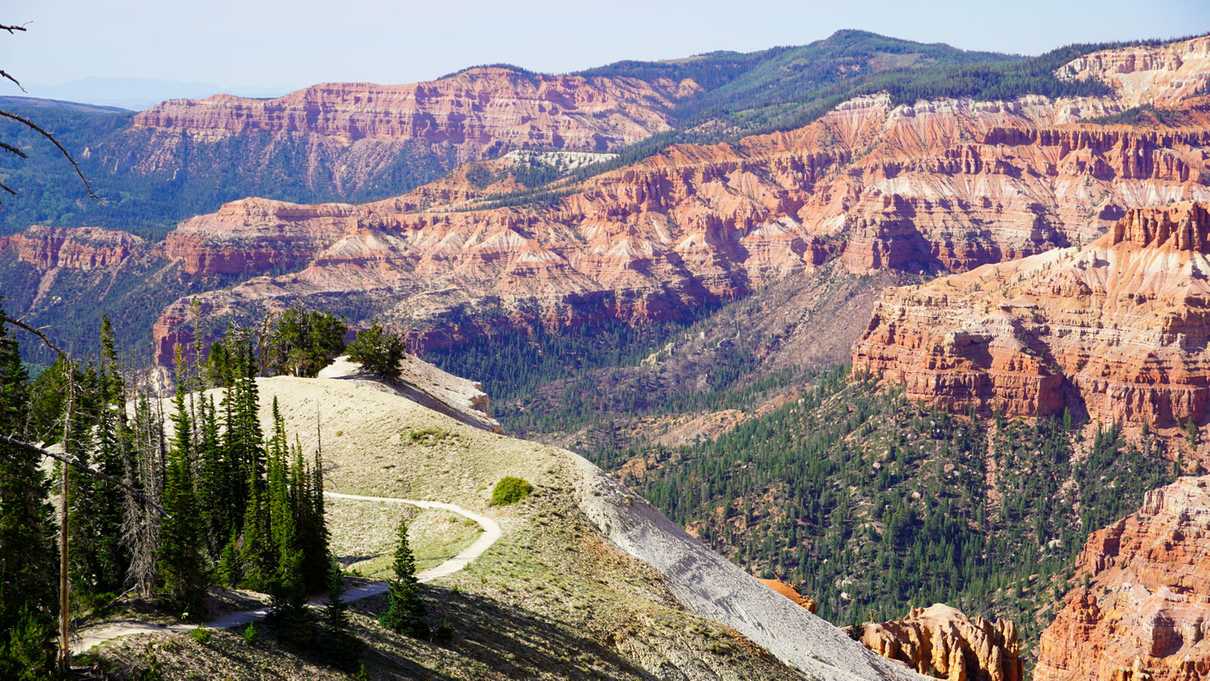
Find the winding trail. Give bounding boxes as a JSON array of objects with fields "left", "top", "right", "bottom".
[{"left": 70, "top": 492, "right": 502, "bottom": 655}]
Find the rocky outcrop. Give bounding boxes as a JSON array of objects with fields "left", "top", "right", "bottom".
[
  {"left": 571, "top": 455, "right": 926, "bottom": 680},
  {"left": 1035, "top": 476, "right": 1210, "bottom": 681},
  {"left": 858, "top": 604, "right": 1022, "bottom": 681},
  {"left": 0, "top": 226, "right": 147, "bottom": 272},
  {"left": 119, "top": 67, "right": 695, "bottom": 198},
  {"left": 1057, "top": 35, "right": 1210, "bottom": 108},
  {"left": 758, "top": 578, "right": 818, "bottom": 613},
  {"left": 162, "top": 198, "right": 358, "bottom": 276},
  {"left": 852, "top": 202, "right": 1210, "bottom": 454}
]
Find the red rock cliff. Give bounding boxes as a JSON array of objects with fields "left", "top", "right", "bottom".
[
  {"left": 859, "top": 604, "right": 1023, "bottom": 681},
  {"left": 852, "top": 202, "right": 1210, "bottom": 453},
  {"left": 133, "top": 67, "right": 696, "bottom": 158},
  {"left": 0, "top": 226, "right": 147, "bottom": 271},
  {"left": 1035, "top": 476, "right": 1210, "bottom": 681}
]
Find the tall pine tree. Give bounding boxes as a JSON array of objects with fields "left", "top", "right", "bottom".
[
  {"left": 156, "top": 362, "right": 207, "bottom": 617},
  {"left": 0, "top": 313, "right": 58, "bottom": 677}
]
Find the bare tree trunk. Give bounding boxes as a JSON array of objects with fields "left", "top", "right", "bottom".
[{"left": 57, "top": 364, "right": 73, "bottom": 670}]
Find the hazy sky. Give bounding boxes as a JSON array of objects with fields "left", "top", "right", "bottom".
[{"left": 4, "top": 0, "right": 1209, "bottom": 94}]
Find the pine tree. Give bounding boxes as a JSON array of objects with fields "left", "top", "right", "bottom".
[
  {"left": 266, "top": 400, "right": 307, "bottom": 630},
  {"left": 156, "top": 367, "right": 207, "bottom": 617},
  {"left": 0, "top": 313, "right": 58, "bottom": 677},
  {"left": 306, "top": 437, "right": 331, "bottom": 594},
  {"left": 85, "top": 317, "right": 131, "bottom": 596},
  {"left": 66, "top": 363, "right": 119, "bottom": 607},
  {"left": 237, "top": 474, "right": 274, "bottom": 591},
  {"left": 123, "top": 391, "right": 163, "bottom": 598},
  {"left": 196, "top": 394, "right": 226, "bottom": 558},
  {"left": 380, "top": 519, "right": 427, "bottom": 637}
]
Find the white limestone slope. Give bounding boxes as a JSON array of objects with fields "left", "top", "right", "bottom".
[{"left": 572, "top": 455, "right": 923, "bottom": 681}]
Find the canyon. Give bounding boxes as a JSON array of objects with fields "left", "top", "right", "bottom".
[
  {"left": 140, "top": 32, "right": 1210, "bottom": 367},
  {"left": 1035, "top": 476, "right": 1210, "bottom": 681}
]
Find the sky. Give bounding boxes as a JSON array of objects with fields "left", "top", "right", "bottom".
[{"left": 3, "top": 0, "right": 1209, "bottom": 102}]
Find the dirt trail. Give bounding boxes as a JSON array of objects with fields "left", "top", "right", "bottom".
[{"left": 70, "top": 492, "right": 501, "bottom": 654}]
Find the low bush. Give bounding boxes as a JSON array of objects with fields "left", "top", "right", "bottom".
[{"left": 491, "top": 477, "right": 533, "bottom": 506}]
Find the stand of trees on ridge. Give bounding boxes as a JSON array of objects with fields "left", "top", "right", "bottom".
[{"left": 0, "top": 306, "right": 419, "bottom": 677}]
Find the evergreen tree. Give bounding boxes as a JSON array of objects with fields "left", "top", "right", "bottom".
[
  {"left": 156, "top": 368, "right": 207, "bottom": 617},
  {"left": 264, "top": 308, "right": 347, "bottom": 378},
  {"left": 305, "top": 438, "right": 331, "bottom": 593},
  {"left": 346, "top": 324, "right": 404, "bottom": 379},
  {"left": 26, "top": 356, "right": 67, "bottom": 444},
  {"left": 237, "top": 474, "right": 274, "bottom": 591},
  {"left": 123, "top": 391, "right": 164, "bottom": 598},
  {"left": 266, "top": 400, "right": 307, "bottom": 628},
  {"left": 78, "top": 317, "right": 131, "bottom": 598},
  {"left": 0, "top": 313, "right": 58, "bottom": 677},
  {"left": 380, "top": 519, "right": 427, "bottom": 637},
  {"left": 196, "top": 394, "right": 227, "bottom": 558}
]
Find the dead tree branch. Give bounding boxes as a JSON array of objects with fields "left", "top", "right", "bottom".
[
  {"left": 0, "top": 110, "right": 96, "bottom": 198},
  {"left": 0, "top": 433, "right": 167, "bottom": 516}
]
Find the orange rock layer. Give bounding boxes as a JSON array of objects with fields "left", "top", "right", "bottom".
[
  {"left": 859, "top": 604, "right": 1023, "bottom": 681},
  {"left": 1035, "top": 476, "right": 1210, "bottom": 681},
  {"left": 148, "top": 88, "right": 1210, "bottom": 365},
  {"left": 0, "top": 226, "right": 147, "bottom": 271},
  {"left": 852, "top": 202, "right": 1210, "bottom": 450},
  {"left": 757, "top": 578, "right": 818, "bottom": 613}
]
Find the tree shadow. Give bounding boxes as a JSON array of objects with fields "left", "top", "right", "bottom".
[{"left": 347, "top": 585, "right": 659, "bottom": 680}]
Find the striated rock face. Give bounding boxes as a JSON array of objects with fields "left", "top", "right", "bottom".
[
  {"left": 757, "top": 578, "right": 818, "bottom": 613},
  {"left": 1036, "top": 476, "right": 1210, "bottom": 681},
  {"left": 852, "top": 202, "right": 1210, "bottom": 453},
  {"left": 162, "top": 199, "right": 358, "bottom": 276},
  {"left": 859, "top": 604, "right": 1023, "bottom": 681},
  {"left": 127, "top": 67, "right": 693, "bottom": 174},
  {"left": 120, "top": 37, "right": 1210, "bottom": 366},
  {"left": 0, "top": 226, "right": 147, "bottom": 272},
  {"left": 1057, "top": 35, "right": 1210, "bottom": 108}
]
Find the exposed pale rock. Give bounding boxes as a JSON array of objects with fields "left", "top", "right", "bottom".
[
  {"left": 1036, "top": 476, "right": 1210, "bottom": 681},
  {"left": 1057, "top": 35, "right": 1210, "bottom": 108}
]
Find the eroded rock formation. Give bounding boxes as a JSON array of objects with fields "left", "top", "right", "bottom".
[
  {"left": 133, "top": 68, "right": 695, "bottom": 155},
  {"left": 0, "top": 226, "right": 147, "bottom": 272},
  {"left": 1057, "top": 35, "right": 1210, "bottom": 108},
  {"left": 851, "top": 202, "right": 1210, "bottom": 452},
  {"left": 859, "top": 604, "right": 1023, "bottom": 681},
  {"left": 149, "top": 80, "right": 1210, "bottom": 364},
  {"left": 1035, "top": 476, "right": 1210, "bottom": 681}
]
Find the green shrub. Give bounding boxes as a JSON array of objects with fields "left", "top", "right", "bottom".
[
  {"left": 242, "top": 623, "right": 257, "bottom": 645},
  {"left": 346, "top": 324, "right": 405, "bottom": 378},
  {"left": 0, "top": 610, "right": 54, "bottom": 681},
  {"left": 404, "top": 427, "right": 451, "bottom": 446},
  {"left": 189, "top": 627, "right": 212, "bottom": 645},
  {"left": 490, "top": 477, "right": 533, "bottom": 506}
]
